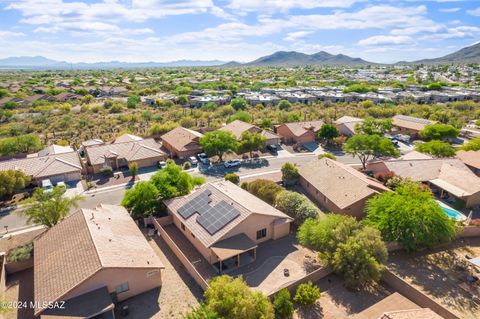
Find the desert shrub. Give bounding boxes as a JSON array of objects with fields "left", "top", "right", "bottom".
[
  {"left": 224, "top": 173, "right": 240, "bottom": 184},
  {"left": 273, "top": 288, "right": 294, "bottom": 318},
  {"left": 293, "top": 281, "right": 321, "bottom": 306},
  {"left": 7, "top": 242, "right": 33, "bottom": 263},
  {"left": 247, "top": 179, "right": 284, "bottom": 204}
]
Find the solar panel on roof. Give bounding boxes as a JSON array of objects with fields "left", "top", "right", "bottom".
[
  {"left": 178, "top": 189, "right": 212, "bottom": 219},
  {"left": 197, "top": 200, "right": 240, "bottom": 235},
  {"left": 395, "top": 115, "right": 431, "bottom": 125}
]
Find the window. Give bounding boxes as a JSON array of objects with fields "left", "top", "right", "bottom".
[
  {"left": 256, "top": 228, "right": 267, "bottom": 240},
  {"left": 115, "top": 282, "right": 129, "bottom": 294},
  {"left": 181, "top": 223, "right": 185, "bottom": 231}
]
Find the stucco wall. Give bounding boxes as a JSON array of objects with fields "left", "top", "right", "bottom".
[
  {"left": 162, "top": 140, "right": 201, "bottom": 158},
  {"left": 276, "top": 126, "right": 316, "bottom": 144},
  {"left": 62, "top": 267, "right": 162, "bottom": 303},
  {"left": 171, "top": 214, "right": 215, "bottom": 262}
]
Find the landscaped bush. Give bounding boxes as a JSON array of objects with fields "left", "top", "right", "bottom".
[
  {"left": 224, "top": 173, "right": 240, "bottom": 184},
  {"left": 317, "top": 152, "right": 336, "bottom": 160},
  {"left": 247, "top": 179, "right": 284, "bottom": 204},
  {"left": 293, "top": 281, "right": 321, "bottom": 307},
  {"left": 7, "top": 242, "right": 33, "bottom": 263},
  {"left": 183, "top": 161, "right": 192, "bottom": 170},
  {"left": 273, "top": 288, "right": 294, "bottom": 318},
  {"left": 281, "top": 162, "right": 299, "bottom": 186},
  {"left": 275, "top": 190, "right": 320, "bottom": 223}
]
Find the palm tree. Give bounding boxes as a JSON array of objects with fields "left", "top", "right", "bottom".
[{"left": 24, "top": 186, "right": 84, "bottom": 228}]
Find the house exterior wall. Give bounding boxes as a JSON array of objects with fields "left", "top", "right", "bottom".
[
  {"left": 336, "top": 123, "right": 354, "bottom": 136},
  {"left": 465, "top": 191, "right": 480, "bottom": 208},
  {"left": 35, "top": 171, "right": 82, "bottom": 184},
  {"left": 392, "top": 126, "right": 421, "bottom": 137},
  {"left": 300, "top": 176, "right": 369, "bottom": 219},
  {"left": 89, "top": 155, "right": 164, "bottom": 174},
  {"left": 61, "top": 267, "right": 162, "bottom": 303},
  {"left": 272, "top": 222, "right": 290, "bottom": 240},
  {"left": 265, "top": 137, "right": 281, "bottom": 145},
  {"left": 276, "top": 125, "right": 316, "bottom": 144},
  {"left": 162, "top": 140, "right": 201, "bottom": 158}
]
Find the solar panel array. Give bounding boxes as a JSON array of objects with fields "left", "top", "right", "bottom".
[
  {"left": 177, "top": 189, "right": 240, "bottom": 235},
  {"left": 178, "top": 189, "right": 212, "bottom": 219},
  {"left": 395, "top": 115, "right": 432, "bottom": 125},
  {"left": 197, "top": 200, "right": 240, "bottom": 235}
]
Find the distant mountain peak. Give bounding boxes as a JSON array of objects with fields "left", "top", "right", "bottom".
[{"left": 241, "top": 50, "right": 372, "bottom": 66}]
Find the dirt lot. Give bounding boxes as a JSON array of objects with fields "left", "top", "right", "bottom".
[
  {"left": 115, "top": 233, "right": 203, "bottom": 319},
  {"left": 293, "top": 274, "right": 392, "bottom": 319},
  {"left": 388, "top": 237, "right": 480, "bottom": 319}
]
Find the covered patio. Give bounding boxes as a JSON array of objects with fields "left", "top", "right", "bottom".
[{"left": 211, "top": 233, "right": 257, "bottom": 274}]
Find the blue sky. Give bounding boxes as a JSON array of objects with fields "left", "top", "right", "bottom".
[{"left": 0, "top": 0, "right": 479, "bottom": 63}]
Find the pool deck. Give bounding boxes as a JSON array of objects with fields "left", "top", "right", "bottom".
[{"left": 436, "top": 200, "right": 467, "bottom": 221}]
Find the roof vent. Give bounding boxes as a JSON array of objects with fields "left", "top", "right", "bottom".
[{"left": 91, "top": 213, "right": 95, "bottom": 220}]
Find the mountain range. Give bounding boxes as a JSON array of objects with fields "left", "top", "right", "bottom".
[{"left": 0, "top": 42, "right": 479, "bottom": 69}]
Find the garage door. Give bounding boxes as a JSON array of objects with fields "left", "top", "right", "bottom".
[{"left": 46, "top": 172, "right": 81, "bottom": 183}]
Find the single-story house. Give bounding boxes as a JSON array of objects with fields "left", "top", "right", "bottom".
[
  {"left": 164, "top": 181, "right": 293, "bottom": 273},
  {"left": 366, "top": 158, "right": 480, "bottom": 208},
  {"left": 84, "top": 138, "right": 165, "bottom": 174},
  {"left": 392, "top": 115, "right": 436, "bottom": 137},
  {"left": 275, "top": 120, "right": 324, "bottom": 144},
  {"left": 219, "top": 120, "right": 281, "bottom": 145},
  {"left": 0, "top": 151, "right": 83, "bottom": 184},
  {"left": 299, "top": 158, "right": 389, "bottom": 218},
  {"left": 113, "top": 133, "right": 143, "bottom": 144},
  {"left": 334, "top": 115, "right": 364, "bottom": 136},
  {"left": 456, "top": 150, "right": 480, "bottom": 176},
  {"left": 34, "top": 204, "right": 164, "bottom": 318},
  {"left": 161, "top": 126, "right": 204, "bottom": 158},
  {"left": 34, "top": 144, "right": 74, "bottom": 157}
]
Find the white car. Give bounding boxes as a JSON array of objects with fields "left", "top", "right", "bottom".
[
  {"left": 224, "top": 159, "right": 241, "bottom": 168},
  {"left": 41, "top": 179, "right": 53, "bottom": 193},
  {"left": 188, "top": 156, "right": 198, "bottom": 166}
]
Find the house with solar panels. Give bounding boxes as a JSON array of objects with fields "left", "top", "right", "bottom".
[
  {"left": 392, "top": 115, "right": 437, "bottom": 138},
  {"left": 163, "top": 181, "right": 293, "bottom": 273}
]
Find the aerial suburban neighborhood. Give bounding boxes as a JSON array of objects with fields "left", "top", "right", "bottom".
[{"left": 1, "top": 1, "right": 480, "bottom": 319}]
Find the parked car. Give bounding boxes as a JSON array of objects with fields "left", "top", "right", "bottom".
[
  {"left": 157, "top": 161, "right": 166, "bottom": 169},
  {"left": 188, "top": 156, "right": 198, "bottom": 166},
  {"left": 42, "top": 179, "right": 53, "bottom": 193},
  {"left": 224, "top": 159, "right": 241, "bottom": 168},
  {"left": 197, "top": 153, "right": 210, "bottom": 165},
  {"left": 266, "top": 144, "right": 278, "bottom": 154}
]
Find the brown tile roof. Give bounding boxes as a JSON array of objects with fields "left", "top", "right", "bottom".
[
  {"left": 34, "top": 204, "right": 163, "bottom": 315},
  {"left": 299, "top": 158, "right": 389, "bottom": 209},
  {"left": 334, "top": 115, "right": 364, "bottom": 124},
  {"left": 392, "top": 115, "right": 436, "bottom": 132},
  {"left": 220, "top": 120, "right": 280, "bottom": 141},
  {"left": 161, "top": 126, "right": 203, "bottom": 152},
  {"left": 279, "top": 120, "right": 324, "bottom": 137},
  {"left": 354, "top": 292, "right": 420, "bottom": 319},
  {"left": 0, "top": 151, "right": 82, "bottom": 179},
  {"left": 164, "top": 181, "right": 292, "bottom": 248},
  {"left": 84, "top": 138, "right": 165, "bottom": 165},
  {"left": 399, "top": 151, "right": 433, "bottom": 160},
  {"left": 113, "top": 133, "right": 143, "bottom": 144},
  {"left": 456, "top": 150, "right": 480, "bottom": 170},
  {"left": 367, "top": 158, "right": 480, "bottom": 195}
]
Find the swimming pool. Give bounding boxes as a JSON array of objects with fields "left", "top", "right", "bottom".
[{"left": 440, "top": 205, "right": 466, "bottom": 221}]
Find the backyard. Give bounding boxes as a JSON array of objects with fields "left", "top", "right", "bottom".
[{"left": 388, "top": 236, "right": 480, "bottom": 319}]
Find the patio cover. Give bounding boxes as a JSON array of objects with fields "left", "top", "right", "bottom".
[
  {"left": 211, "top": 233, "right": 258, "bottom": 261},
  {"left": 41, "top": 286, "right": 114, "bottom": 319},
  {"left": 468, "top": 256, "right": 480, "bottom": 268},
  {"left": 429, "top": 178, "right": 472, "bottom": 197}
]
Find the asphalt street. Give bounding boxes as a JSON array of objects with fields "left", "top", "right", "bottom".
[{"left": 0, "top": 152, "right": 360, "bottom": 233}]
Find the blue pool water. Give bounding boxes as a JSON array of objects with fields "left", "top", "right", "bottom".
[{"left": 440, "top": 206, "right": 466, "bottom": 221}]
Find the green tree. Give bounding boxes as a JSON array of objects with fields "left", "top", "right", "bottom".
[
  {"left": 273, "top": 288, "right": 294, "bottom": 318},
  {"left": 230, "top": 97, "right": 247, "bottom": 111},
  {"left": 150, "top": 160, "right": 204, "bottom": 200},
  {"left": 278, "top": 100, "right": 291, "bottom": 111},
  {"left": 427, "top": 82, "right": 443, "bottom": 90},
  {"left": 200, "top": 130, "right": 237, "bottom": 162},
  {"left": 24, "top": 187, "right": 84, "bottom": 228},
  {"left": 228, "top": 111, "right": 253, "bottom": 123},
  {"left": 343, "top": 134, "right": 399, "bottom": 169},
  {"left": 419, "top": 123, "right": 459, "bottom": 140},
  {"left": 121, "top": 181, "right": 160, "bottom": 219},
  {"left": 127, "top": 95, "right": 141, "bottom": 108},
  {"left": 238, "top": 131, "right": 266, "bottom": 157},
  {"left": 204, "top": 275, "right": 274, "bottom": 319},
  {"left": 298, "top": 214, "right": 360, "bottom": 260},
  {"left": 317, "top": 124, "right": 339, "bottom": 144},
  {"left": 415, "top": 140, "right": 455, "bottom": 157},
  {"left": 275, "top": 190, "right": 320, "bottom": 223},
  {"left": 183, "top": 304, "right": 219, "bottom": 319},
  {"left": 364, "top": 182, "right": 457, "bottom": 252},
  {"left": 281, "top": 162, "right": 299, "bottom": 186},
  {"left": 460, "top": 137, "right": 480, "bottom": 151},
  {"left": 224, "top": 173, "right": 240, "bottom": 185},
  {"left": 128, "top": 162, "right": 139, "bottom": 179},
  {"left": 247, "top": 179, "right": 284, "bottom": 205},
  {"left": 0, "top": 170, "right": 30, "bottom": 199},
  {"left": 293, "top": 281, "right": 321, "bottom": 306},
  {"left": 331, "top": 227, "right": 388, "bottom": 288},
  {"left": 355, "top": 118, "right": 393, "bottom": 135}
]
